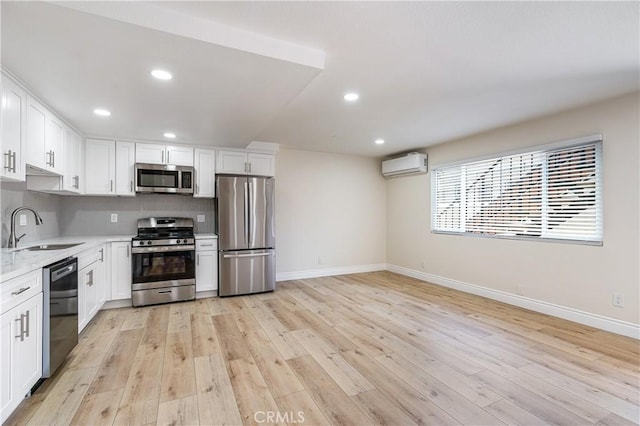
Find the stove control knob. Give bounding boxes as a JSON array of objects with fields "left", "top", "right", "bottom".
[{"left": 147, "top": 241, "right": 152, "bottom": 245}]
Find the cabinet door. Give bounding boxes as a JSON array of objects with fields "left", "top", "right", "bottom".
[
  {"left": 0, "top": 76, "right": 26, "bottom": 182},
  {"left": 62, "top": 126, "right": 81, "bottom": 193},
  {"left": 85, "top": 139, "right": 116, "bottom": 195},
  {"left": 194, "top": 148, "right": 215, "bottom": 198},
  {"left": 0, "top": 294, "right": 42, "bottom": 424},
  {"left": 248, "top": 153, "right": 275, "bottom": 177},
  {"left": 196, "top": 250, "right": 218, "bottom": 292},
  {"left": 110, "top": 242, "right": 132, "bottom": 301},
  {"left": 115, "top": 141, "right": 135, "bottom": 196},
  {"left": 135, "top": 143, "right": 165, "bottom": 165},
  {"left": 216, "top": 150, "right": 247, "bottom": 174},
  {"left": 45, "top": 113, "right": 64, "bottom": 175},
  {"left": 166, "top": 145, "right": 194, "bottom": 166},
  {"left": 25, "top": 96, "right": 47, "bottom": 170}
]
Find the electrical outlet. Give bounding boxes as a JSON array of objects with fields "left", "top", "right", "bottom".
[
  {"left": 197, "top": 214, "right": 205, "bottom": 223},
  {"left": 516, "top": 284, "right": 524, "bottom": 296},
  {"left": 19, "top": 214, "right": 27, "bottom": 226},
  {"left": 110, "top": 213, "right": 118, "bottom": 223},
  {"left": 612, "top": 293, "right": 624, "bottom": 307}
]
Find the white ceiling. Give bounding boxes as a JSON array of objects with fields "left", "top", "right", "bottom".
[{"left": 2, "top": 1, "right": 638, "bottom": 158}]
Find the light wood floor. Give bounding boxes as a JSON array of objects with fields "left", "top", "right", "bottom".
[{"left": 6, "top": 271, "right": 639, "bottom": 425}]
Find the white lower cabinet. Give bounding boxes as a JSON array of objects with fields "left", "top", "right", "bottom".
[
  {"left": 0, "top": 271, "right": 43, "bottom": 424},
  {"left": 110, "top": 242, "right": 132, "bottom": 301},
  {"left": 78, "top": 245, "right": 105, "bottom": 332},
  {"left": 196, "top": 238, "right": 218, "bottom": 292}
]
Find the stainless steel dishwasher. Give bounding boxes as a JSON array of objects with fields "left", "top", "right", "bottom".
[{"left": 42, "top": 257, "right": 78, "bottom": 378}]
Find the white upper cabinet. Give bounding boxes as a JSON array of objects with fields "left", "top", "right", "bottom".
[
  {"left": 194, "top": 148, "right": 215, "bottom": 198},
  {"left": 85, "top": 139, "right": 136, "bottom": 196},
  {"left": 25, "top": 96, "right": 47, "bottom": 171},
  {"left": 62, "top": 126, "right": 82, "bottom": 193},
  {"left": 25, "top": 96, "right": 64, "bottom": 175},
  {"left": 0, "top": 76, "right": 26, "bottom": 182},
  {"left": 85, "top": 139, "right": 116, "bottom": 195},
  {"left": 115, "top": 141, "right": 135, "bottom": 196},
  {"left": 135, "top": 143, "right": 193, "bottom": 166},
  {"left": 216, "top": 150, "right": 275, "bottom": 177}
]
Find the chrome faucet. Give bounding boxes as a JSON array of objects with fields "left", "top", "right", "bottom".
[{"left": 8, "top": 207, "right": 44, "bottom": 248}]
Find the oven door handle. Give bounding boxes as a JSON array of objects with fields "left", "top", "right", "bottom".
[{"left": 131, "top": 245, "right": 195, "bottom": 254}]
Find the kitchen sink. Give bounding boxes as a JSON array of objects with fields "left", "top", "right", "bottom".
[{"left": 20, "top": 243, "right": 84, "bottom": 251}]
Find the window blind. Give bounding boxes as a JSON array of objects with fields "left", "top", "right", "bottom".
[{"left": 432, "top": 140, "right": 602, "bottom": 243}]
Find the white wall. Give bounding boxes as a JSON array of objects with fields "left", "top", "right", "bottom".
[
  {"left": 275, "top": 148, "right": 387, "bottom": 278},
  {"left": 387, "top": 92, "right": 639, "bottom": 326}
]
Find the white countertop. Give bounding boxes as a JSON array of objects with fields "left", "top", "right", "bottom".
[{"left": 0, "top": 235, "right": 133, "bottom": 283}]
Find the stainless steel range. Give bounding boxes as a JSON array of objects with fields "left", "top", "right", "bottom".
[{"left": 131, "top": 217, "right": 196, "bottom": 307}]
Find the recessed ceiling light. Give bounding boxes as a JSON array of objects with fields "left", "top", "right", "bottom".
[
  {"left": 344, "top": 92, "right": 359, "bottom": 101},
  {"left": 151, "top": 69, "right": 173, "bottom": 80},
  {"left": 375, "top": 139, "right": 385, "bottom": 145},
  {"left": 93, "top": 108, "right": 111, "bottom": 117},
  {"left": 163, "top": 132, "right": 176, "bottom": 139}
]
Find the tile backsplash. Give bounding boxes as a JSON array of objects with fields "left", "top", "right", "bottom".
[{"left": 1, "top": 181, "right": 215, "bottom": 246}]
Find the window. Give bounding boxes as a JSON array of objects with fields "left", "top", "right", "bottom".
[{"left": 432, "top": 137, "right": 603, "bottom": 244}]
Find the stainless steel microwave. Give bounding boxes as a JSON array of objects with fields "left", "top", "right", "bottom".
[{"left": 135, "top": 163, "right": 194, "bottom": 194}]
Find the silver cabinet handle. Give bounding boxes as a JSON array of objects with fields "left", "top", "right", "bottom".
[
  {"left": 126, "top": 245, "right": 130, "bottom": 258},
  {"left": 130, "top": 180, "right": 133, "bottom": 192},
  {"left": 162, "top": 150, "right": 165, "bottom": 164},
  {"left": 110, "top": 180, "right": 113, "bottom": 192},
  {"left": 11, "top": 287, "right": 30, "bottom": 296},
  {"left": 24, "top": 310, "right": 30, "bottom": 338},
  {"left": 12, "top": 151, "right": 16, "bottom": 173},
  {"left": 45, "top": 150, "right": 51, "bottom": 166},
  {"left": 99, "top": 248, "right": 104, "bottom": 262},
  {"left": 87, "top": 269, "right": 94, "bottom": 287},
  {"left": 195, "top": 183, "right": 199, "bottom": 194},
  {"left": 52, "top": 151, "right": 55, "bottom": 168},
  {"left": 197, "top": 254, "right": 200, "bottom": 266},
  {"left": 167, "top": 151, "right": 170, "bottom": 164},
  {"left": 199, "top": 243, "right": 214, "bottom": 247},
  {"left": 4, "top": 151, "right": 10, "bottom": 170},
  {"left": 223, "top": 252, "right": 271, "bottom": 259}
]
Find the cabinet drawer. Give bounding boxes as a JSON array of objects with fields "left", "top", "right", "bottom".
[
  {"left": 0, "top": 270, "right": 42, "bottom": 314},
  {"left": 78, "top": 246, "right": 104, "bottom": 270},
  {"left": 196, "top": 239, "right": 217, "bottom": 251}
]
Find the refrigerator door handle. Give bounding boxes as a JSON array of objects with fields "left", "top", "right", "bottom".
[
  {"left": 223, "top": 252, "right": 272, "bottom": 259},
  {"left": 243, "top": 181, "right": 249, "bottom": 246},
  {"left": 248, "top": 181, "right": 253, "bottom": 247}
]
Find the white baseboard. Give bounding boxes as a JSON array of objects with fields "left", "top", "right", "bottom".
[
  {"left": 276, "top": 263, "right": 387, "bottom": 282},
  {"left": 102, "top": 299, "right": 132, "bottom": 310},
  {"left": 387, "top": 264, "right": 639, "bottom": 340},
  {"left": 196, "top": 290, "right": 217, "bottom": 299}
]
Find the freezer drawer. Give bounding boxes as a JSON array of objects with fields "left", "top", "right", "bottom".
[{"left": 219, "top": 249, "right": 275, "bottom": 296}]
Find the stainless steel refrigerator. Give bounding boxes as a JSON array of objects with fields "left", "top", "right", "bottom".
[{"left": 216, "top": 175, "right": 276, "bottom": 296}]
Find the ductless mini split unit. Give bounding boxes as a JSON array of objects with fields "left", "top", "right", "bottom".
[{"left": 381, "top": 152, "right": 428, "bottom": 178}]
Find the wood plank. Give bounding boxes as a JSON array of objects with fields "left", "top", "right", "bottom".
[
  {"left": 159, "top": 332, "right": 196, "bottom": 402},
  {"left": 120, "top": 308, "right": 150, "bottom": 331},
  {"left": 291, "top": 328, "right": 374, "bottom": 396},
  {"left": 287, "top": 355, "right": 373, "bottom": 425},
  {"left": 228, "top": 357, "right": 281, "bottom": 425},
  {"left": 194, "top": 354, "right": 243, "bottom": 426},
  {"left": 156, "top": 395, "right": 199, "bottom": 426},
  {"left": 87, "top": 328, "right": 143, "bottom": 395},
  {"left": 28, "top": 367, "right": 98, "bottom": 426},
  {"left": 70, "top": 388, "right": 123, "bottom": 426},
  {"left": 375, "top": 352, "right": 505, "bottom": 425},
  {"left": 191, "top": 311, "right": 222, "bottom": 358},
  {"left": 351, "top": 389, "right": 419, "bottom": 426},
  {"left": 167, "top": 301, "right": 193, "bottom": 333},
  {"left": 341, "top": 349, "right": 461, "bottom": 425},
  {"left": 212, "top": 313, "right": 253, "bottom": 361},
  {"left": 243, "top": 330, "right": 305, "bottom": 398},
  {"left": 274, "top": 390, "right": 330, "bottom": 426},
  {"left": 484, "top": 398, "right": 546, "bottom": 425}
]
